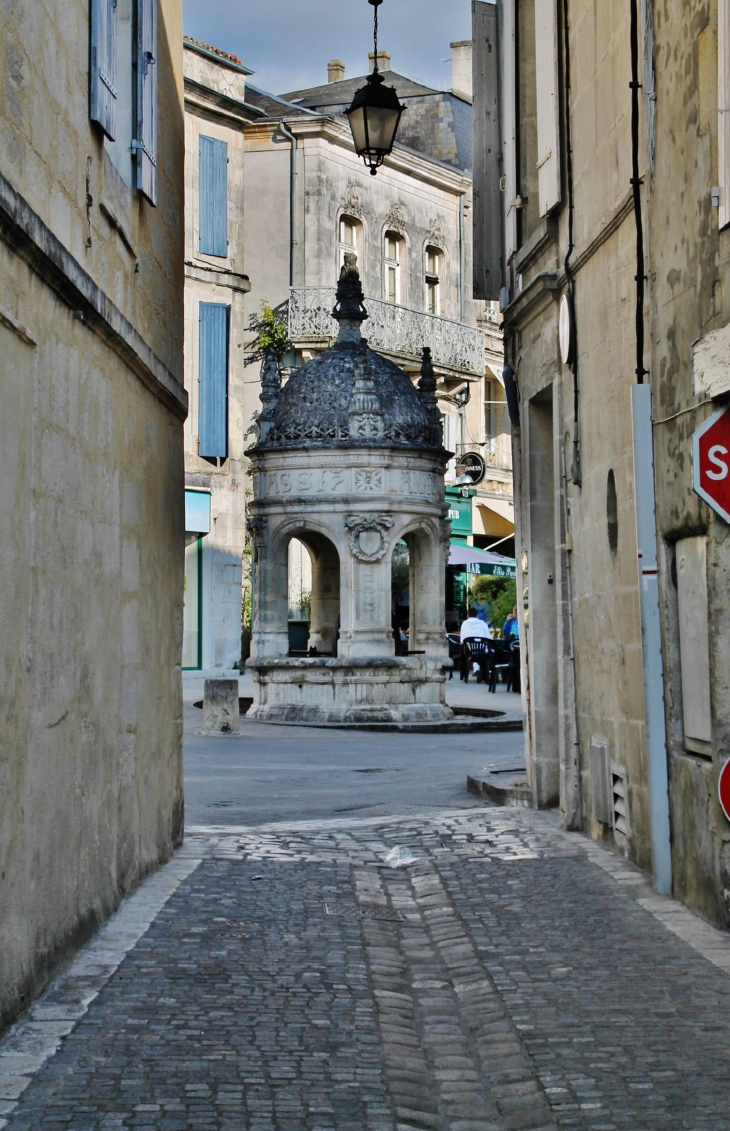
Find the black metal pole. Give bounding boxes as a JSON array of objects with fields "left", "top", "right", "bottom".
[{"left": 630, "top": 0, "right": 646, "bottom": 383}]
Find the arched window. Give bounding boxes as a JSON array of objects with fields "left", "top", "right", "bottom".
[
  {"left": 384, "top": 231, "right": 402, "bottom": 304},
  {"left": 338, "top": 216, "right": 361, "bottom": 269},
  {"left": 425, "top": 246, "right": 441, "bottom": 315}
]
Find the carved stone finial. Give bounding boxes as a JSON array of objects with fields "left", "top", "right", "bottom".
[
  {"left": 257, "top": 347, "right": 281, "bottom": 441},
  {"left": 332, "top": 254, "right": 369, "bottom": 331},
  {"left": 348, "top": 341, "right": 384, "bottom": 440},
  {"left": 418, "top": 346, "right": 442, "bottom": 445},
  {"left": 418, "top": 346, "right": 437, "bottom": 403}
]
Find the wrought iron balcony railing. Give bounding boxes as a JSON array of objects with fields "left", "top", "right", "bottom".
[{"left": 288, "top": 287, "right": 486, "bottom": 378}]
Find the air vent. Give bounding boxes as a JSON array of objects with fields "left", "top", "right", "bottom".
[
  {"left": 611, "top": 764, "right": 631, "bottom": 837},
  {"left": 590, "top": 740, "right": 611, "bottom": 824}
]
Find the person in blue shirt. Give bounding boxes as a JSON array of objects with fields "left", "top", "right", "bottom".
[{"left": 502, "top": 607, "right": 519, "bottom": 640}]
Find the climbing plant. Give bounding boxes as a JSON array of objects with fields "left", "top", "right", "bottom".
[{"left": 245, "top": 301, "right": 291, "bottom": 365}]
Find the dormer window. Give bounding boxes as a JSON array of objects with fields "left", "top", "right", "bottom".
[
  {"left": 425, "top": 247, "right": 441, "bottom": 315},
  {"left": 384, "top": 232, "right": 401, "bottom": 303}
]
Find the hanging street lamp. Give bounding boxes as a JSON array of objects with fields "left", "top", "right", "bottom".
[{"left": 346, "top": 0, "right": 404, "bottom": 175}]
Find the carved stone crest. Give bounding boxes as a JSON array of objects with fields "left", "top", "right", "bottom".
[
  {"left": 341, "top": 185, "right": 364, "bottom": 218},
  {"left": 384, "top": 202, "right": 407, "bottom": 234},
  {"left": 345, "top": 513, "right": 394, "bottom": 562},
  {"left": 427, "top": 217, "right": 445, "bottom": 248}
]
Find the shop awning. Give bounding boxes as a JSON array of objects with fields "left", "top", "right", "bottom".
[
  {"left": 476, "top": 496, "right": 514, "bottom": 525},
  {"left": 448, "top": 543, "right": 516, "bottom": 578}
]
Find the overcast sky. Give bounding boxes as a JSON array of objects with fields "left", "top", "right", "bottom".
[{"left": 183, "top": 0, "right": 473, "bottom": 95}]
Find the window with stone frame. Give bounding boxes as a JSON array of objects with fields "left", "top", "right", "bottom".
[
  {"left": 338, "top": 216, "right": 362, "bottom": 270},
  {"left": 484, "top": 377, "right": 496, "bottom": 457},
  {"left": 425, "top": 246, "right": 441, "bottom": 315},
  {"left": 384, "top": 232, "right": 402, "bottom": 304}
]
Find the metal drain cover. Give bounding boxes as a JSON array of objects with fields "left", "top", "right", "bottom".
[
  {"left": 354, "top": 767, "right": 400, "bottom": 774},
  {"left": 324, "top": 902, "right": 405, "bottom": 922}
]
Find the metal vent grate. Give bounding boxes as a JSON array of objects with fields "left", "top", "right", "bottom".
[
  {"left": 590, "top": 739, "right": 611, "bottom": 824},
  {"left": 324, "top": 903, "right": 405, "bottom": 923},
  {"left": 611, "top": 765, "right": 631, "bottom": 837}
]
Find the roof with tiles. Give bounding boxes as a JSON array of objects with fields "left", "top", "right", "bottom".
[{"left": 183, "top": 37, "right": 253, "bottom": 74}]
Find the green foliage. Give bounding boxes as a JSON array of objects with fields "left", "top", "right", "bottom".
[
  {"left": 391, "top": 541, "right": 410, "bottom": 605},
  {"left": 241, "top": 539, "right": 252, "bottom": 632},
  {"left": 245, "top": 301, "right": 291, "bottom": 365},
  {"left": 471, "top": 575, "right": 517, "bottom": 633},
  {"left": 297, "top": 590, "right": 312, "bottom": 621}
]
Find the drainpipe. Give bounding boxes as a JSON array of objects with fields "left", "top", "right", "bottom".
[
  {"left": 278, "top": 121, "right": 298, "bottom": 287},
  {"left": 630, "top": 0, "right": 672, "bottom": 896},
  {"left": 459, "top": 193, "right": 466, "bottom": 324},
  {"left": 562, "top": 0, "right": 581, "bottom": 488}
]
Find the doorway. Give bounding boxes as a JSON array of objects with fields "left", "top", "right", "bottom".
[
  {"left": 287, "top": 532, "right": 340, "bottom": 656},
  {"left": 183, "top": 535, "right": 202, "bottom": 669},
  {"left": 527, "top": 387, "right": 559, "bottom": 805}
]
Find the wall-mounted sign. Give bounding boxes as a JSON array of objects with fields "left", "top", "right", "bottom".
[
  {"left": 444, "top": 485, "right": 473, "bottom": 541},
  {"left": 719, "top": 760, "right": 730, "bottom": 822},
  {"left": 559, "top": 292, "right": 575, "bottom": 366},
  {"left": 185, "top": 490, "right": 211, "bottom": 534},
  {"left": 458, "top": 451, "right": 486, "bottom": 485},
  {"left": 465, "top": 561, "right": 516, "bottom": 578},
  {"left": 693, "top": 406, "right": 730, "bottom": 523}
]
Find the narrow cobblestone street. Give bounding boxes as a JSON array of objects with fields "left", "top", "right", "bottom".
[{"left": 4, "top": 789, "right": 730, "bottom": 1131}]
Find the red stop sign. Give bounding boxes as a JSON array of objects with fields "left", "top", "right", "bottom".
[
  {"left": 693, "top": 406, "right": 730, "bottom": 523},
  {"left": 720, "top": 761, "right": 730, "bottom": 823}
]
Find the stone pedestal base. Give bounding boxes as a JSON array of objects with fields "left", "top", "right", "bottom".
[
  {"left": 246, "top": 657, "right": 453, "bottom": 725},
  {"left": 202, "top": 679, "right": 240, "bottom": 734}
]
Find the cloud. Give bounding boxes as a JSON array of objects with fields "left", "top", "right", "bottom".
[{"left": 183, "top": 0, "right": 472, "bottom": 94}]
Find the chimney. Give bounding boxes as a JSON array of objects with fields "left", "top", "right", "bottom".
[
  {"left": 368, "top": 50, "right": 391, "bottom": 73},
  {"left": 450, "top": 40, "right": 472, "bottom": 101},
  {"left": 327, "top": 59, "right": 345, "bottom": 83}
]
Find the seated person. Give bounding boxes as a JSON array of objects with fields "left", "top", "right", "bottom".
[
  {"left": 502, "top": 607, "right": 519, "bottom": 640},
  {"left": 460, "top": 607, "right": 493, "bottom": 642}
]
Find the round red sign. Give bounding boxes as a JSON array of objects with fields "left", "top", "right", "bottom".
[
  {"left": 693, "top": 406, "right": 730, "bottom": 523},
  {"left": 719, "top": 760, "right": 730, "bottom": 823}
]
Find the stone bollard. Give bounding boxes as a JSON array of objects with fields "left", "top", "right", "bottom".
[{"left": 202, "top": 679, "right": 240, "bottom": 734}]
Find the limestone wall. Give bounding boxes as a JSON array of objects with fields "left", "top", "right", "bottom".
[
  {"left": 502, "top": 0, "right": 730, "bottom": 919},
  {"left": 0, "top": 0, "right": 185, "bottom": 1029},
  {"left": 648, "top": 0, "right": 730, "bottom": 925},
  {"left": 183, "top": 56, "right": 249, "bottom": 670},
  {"left": 504, "top": 0, "right": 650, "bottom": 863}
]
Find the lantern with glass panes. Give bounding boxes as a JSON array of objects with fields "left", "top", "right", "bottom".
[{"left": 346, "top": 0, "right": 405, "bottom": 175}]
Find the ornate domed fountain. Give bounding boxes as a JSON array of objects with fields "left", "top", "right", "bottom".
[{"left": 245, "top": 255, "right": 453, "bottom": 724}]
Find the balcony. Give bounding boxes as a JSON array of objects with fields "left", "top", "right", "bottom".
[{"left": 288, "top": 287, "right": 486, "bottom": 379}]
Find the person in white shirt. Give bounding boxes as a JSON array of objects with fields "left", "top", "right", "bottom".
[{"left": 460, "top": 607, "right": 494, "bottom": 642}]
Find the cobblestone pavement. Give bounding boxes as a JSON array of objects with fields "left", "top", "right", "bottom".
[{"left": 3, "top": 808, "right": 730, "bottom": 1131}]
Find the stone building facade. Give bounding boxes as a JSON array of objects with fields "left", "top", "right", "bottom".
[
  {"left": 182, "top": 39, "right": 252, "bottom": 672},
  {"left": 474, "top": 0, "right": 730, "bottom": 925},
  {"left": 244, "top": 47, "right": 512, "bottom": 586},
  {"left": 0, "top": 0, "right": 186, "bottom": 1029}
]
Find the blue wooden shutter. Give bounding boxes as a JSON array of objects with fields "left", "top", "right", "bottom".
[
  {"left": 199, "top": 136, "right": 228, "bottom": 256},
  {"left": 90, "top": 0, "right": 117, "bottom": 139},
  {"left": 134, "top": 0, "right": 157, "bottom": 204},
  {"left": 198, "top": 303, "right": 229, "bottom": 458}
]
